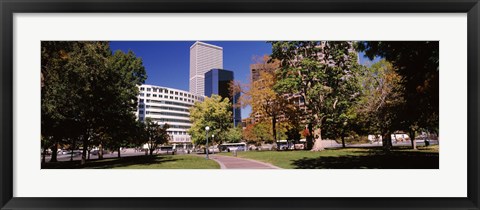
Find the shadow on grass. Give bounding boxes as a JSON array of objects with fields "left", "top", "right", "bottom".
[
  {"left": 292, "top": 148, "right": 439, "bottom": 169},
  {"left": 41, "top": 155, "right": 176, "bottom": 169}
]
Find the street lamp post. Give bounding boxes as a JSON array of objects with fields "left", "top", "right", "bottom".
[
  {"left": 212, "top": 134, "right": 215, "bottom": 154},
  {"left": 205, "top": 126, "right": 210, "bottom": 159}
]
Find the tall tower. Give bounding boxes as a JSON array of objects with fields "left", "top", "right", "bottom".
[{"left": 189, "top": 41, "right": 223, "bottom": 96}]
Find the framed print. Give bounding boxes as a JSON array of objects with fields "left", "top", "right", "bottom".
[{"left": 1, "top": 0, "right": 479, "bottom": 209}]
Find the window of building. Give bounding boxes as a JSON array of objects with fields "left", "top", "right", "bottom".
[
  {"left": 153, "top": 89, "right": 157, "bottom": 92},
  {"left": 146, "top": 99, "right": 150, "bottom": 103},
  {"left": 146, "top": 111, "right": 150, "bottom": 114},
  {"left": 140, "top": 99, "right": 144, "bottom": 102},
  {"left": 140, "top": 93, "right": 144, "bottom": 96},
  {"left": 139, "top": 111, "right": 144, "bottom": 114},
  {"left": 159, "top": 95, "right": 163, "bottom": 98},
  {"left": 153, "top": 94, "right": 157, "bottom": 97},
  {"left": 175, "top": 97, "right": 178, "bottom": 100},
  {"left": 146, "top": 94, "right": 151, "bottom": 97},
  {"left": 170, "top": 96, "right": 173, "bottom": 99},
  {"left": 147, "top": 88, "right": 151, "bottom": 92},
  {"left": 139, "top": 117, "right": 144, "bottom": 121},
  {"left": 140, "top": 87, "right": 145, "bottom": 91},
  {"left": 175, "top": 92, "right": 178, "bottom": 95},
  {"left": 170, "top": 91, "right": 173, "bottom": 94},
  {"left": 180, "top": 93, "right": 183, "bottom": 96}
]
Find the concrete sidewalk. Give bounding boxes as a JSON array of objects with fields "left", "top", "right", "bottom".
[{"left": 210, "top": 155, "right": 280, "bottom": 169}]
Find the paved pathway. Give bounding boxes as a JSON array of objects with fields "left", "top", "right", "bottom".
[{"left": 209, "top": 154, "right": 280, "bottom": 169}]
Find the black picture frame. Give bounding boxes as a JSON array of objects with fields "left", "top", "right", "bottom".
[{"left": 1, "top": 0, "right": 479, "bottom": 209}]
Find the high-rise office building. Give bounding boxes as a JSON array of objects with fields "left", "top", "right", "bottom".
[
  {"left": 136, "top": 84, "right": 205, "bottom": 150},
  {"left": 204, "top": 69, "right": 242, "bottom": 127},
  {"left": 189, "top": 41, "right": 223, "bottom": 96}
]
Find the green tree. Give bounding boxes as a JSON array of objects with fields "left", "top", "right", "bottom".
[
  {"left": 225, "top": 125, "right": 243, "bottom": 143},
  {"left": 323, "top": 109, "right": 357, "bottom": 148},
  {"left": 357, "top": 41, "right": 439, "bottom": 149},
  {"left": 270, "top": 41, "right": 362, "bottom": 151},
  {"left": 41, "top": 42, "right": 87, "bottom": 162},
  {"left": 273, "top": 122, "right": 288, "bottom": 140},
  {"left": 253, "top": 122, "right": 272, "bottom": 143},
  {"left": 356, "top": 59, "right": 404, "bottom": 150},
  {"left": 41, "top": 41, "right": 147, "bottom": 165},
  {"left": 188, "top": 95, "right": 233, "bottom": 146},
  {"left": 107, "top": 114, "right": 139, "bottom": 158},
  {"left": 142, "top": 118, "right": 170, "bottom": 155},
  {"left": 103, "top": 50, "right": 147, "bottom": 157},
  {"left": 323, "top": 60, "right": 363, "bottom": 148}
]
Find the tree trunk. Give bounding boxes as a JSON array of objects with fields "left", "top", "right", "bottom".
[
  {"left": 49, "top": 142, "right": 58, "bottom": 162},
  {"left": 81, "top": 135, "right": 88, "bottom": 165},
  {"left": 70, "top": 138, "right": 75, "bottom": 161},
  {"left": 98, "top": 144, "right": 104, "bottom": 159},
  {"left": 311, "top": 128, "right": 324, "bottom": 151},
  {"left": 150, "top": 148, "right": 154, "bottom": 155},
  {"left": 305, "top": 123, "right": 313, "bottom": 150},
  {"left": 118, "top": 147, "right": 121, "bottom": 158},
  {"left": 272, "top": 116, "right": 277, "bottom": 142},
  {"left": 382, "top": 133, "right": 392, "bottom": 151},
  {"left": 341, "top": 135, "right": 346, "bottom": 148},
  {"left": 42, "top": 147, "right": 47, "bottom": 164},
  {"left": 410, "top": 130, "right": 417, "bottom": 150}
]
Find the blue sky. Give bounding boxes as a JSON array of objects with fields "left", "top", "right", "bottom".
[
  {"left": 358, "top": 51, "right": 381, "bottom": 67},
  {"left": 110, "top": 41, "right": 272, "bottom": 119},
  {"left": 110, "top": 41, "right": 378, "bottom": 119}
]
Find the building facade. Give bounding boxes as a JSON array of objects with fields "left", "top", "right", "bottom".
[
  {"left": 189, "top": 41, "right": 223, "bottom": 96},
  {"left": 136, "top": 84, "right": 204, "bottom": 150},
  {"left": 204, "top": 69, "right": 242, "bottom": 127}
]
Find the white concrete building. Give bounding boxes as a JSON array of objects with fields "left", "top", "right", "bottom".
[
  {"left": 189, "top": 41, "right": 223, "bottom": 96},
  {"left": 136, "top": 84, "right": 204, "bottom": 150}
]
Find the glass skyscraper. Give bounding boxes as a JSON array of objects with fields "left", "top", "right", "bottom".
[{"left": 204, "top": 69, "right": 241, "bottom": 127}]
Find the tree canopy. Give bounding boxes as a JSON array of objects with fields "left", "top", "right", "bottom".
[
  {"left": 188, "top": 95, "right": 233, "bottom": 146},
  {"left": 142, "top": 118, "right": 171, "bottom": 155},
  {"left": 41, "top": 41, "right": 147, "bottom": 164},
  {"left": 270, "top": 41, "right": 363, "bottom": 151},
  {"left": 357, "top": 41, "right": 439, "bottom": 149}
]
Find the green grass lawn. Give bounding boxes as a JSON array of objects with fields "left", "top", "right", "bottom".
[
  {"left": 42, "top": 154, "right": 220, "bottom": 169},
  {"left": 219, "top": 145, "right": 439, "bottom": 169}
]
